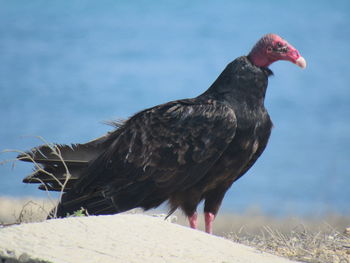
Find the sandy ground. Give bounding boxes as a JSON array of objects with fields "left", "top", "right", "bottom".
[
  {"left": 0, "top": 214, "right": 300, "bottom": 263},
  {"left": 1, "top": 196, "right": 349, "bottom": 236},
  {"left": 0, "top": 196, "right": 54, "bottom": 224},
  {"left": 1, "top": 197, "right": 349, "bottom": 262}
]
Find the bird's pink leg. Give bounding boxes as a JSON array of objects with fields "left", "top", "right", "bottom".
[
  {"left": 188, "top": 212, "right": 198, "bottom": 229},
  {"left": 205, "top": 212, "right": 215, "bottom": 234}
]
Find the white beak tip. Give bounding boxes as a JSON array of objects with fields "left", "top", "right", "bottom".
[{"left": 296, "top": 56, "right": 307, "bottom": 69}]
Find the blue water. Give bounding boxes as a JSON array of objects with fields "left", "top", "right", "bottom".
[{"left": 1, "top": 0, "right": 349, "bottom": 216}]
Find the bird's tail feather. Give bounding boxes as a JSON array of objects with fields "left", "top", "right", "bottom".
[{"left": 18, "top": 135, "right": 110, "bottom": 192}]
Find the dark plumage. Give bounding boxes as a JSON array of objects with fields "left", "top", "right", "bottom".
[{"left": 19, "top": 34, "right": 305, "bottom": 233}]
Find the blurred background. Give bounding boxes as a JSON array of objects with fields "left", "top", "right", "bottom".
[{"left": 0, "top": 0, "right": 349, "bottom": 217}]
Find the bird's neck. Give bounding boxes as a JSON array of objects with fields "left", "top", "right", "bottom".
[
  {"left": 199, "top": 57, "right": 271, "bottom": 108},
  {"left": 248, "top": 46, "right": 276, "bottom": 68}
]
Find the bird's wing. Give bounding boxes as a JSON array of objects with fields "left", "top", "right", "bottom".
[
  {"left": 235, "top": 115, "right": 272, "bottom": 181},
  {"left": 75, "top": 99, "right": 237, "bottom": 195}
]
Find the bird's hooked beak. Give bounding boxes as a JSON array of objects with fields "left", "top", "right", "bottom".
[{"left": 284, "top": 43, "right": 307, "bottom": 69}]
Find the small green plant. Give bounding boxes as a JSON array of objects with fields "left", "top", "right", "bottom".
[{"left": 66, "top": 207, "right": 89, "bottom": 218}]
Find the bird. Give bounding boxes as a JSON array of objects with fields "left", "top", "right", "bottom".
[{"left": 19, "top": 33, "right": 306, "bottom": 234}]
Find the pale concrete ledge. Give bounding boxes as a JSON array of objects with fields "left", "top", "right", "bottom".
[{"left": 0, "top": 214, "right": 299, "bottom": 263}]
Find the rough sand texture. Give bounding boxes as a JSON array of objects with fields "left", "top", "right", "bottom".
[
  {"left": 0, "top": 214, "right": 299, "bottom": 263},
  {"left": 0, "top": 196, "right": 54, "bottom": 224}
]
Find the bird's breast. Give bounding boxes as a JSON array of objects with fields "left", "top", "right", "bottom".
[{"left": 200, "top": 110, "right": 272, "bottom": 193}]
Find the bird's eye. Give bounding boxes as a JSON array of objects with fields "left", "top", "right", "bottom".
[{"left": 277, "top": 42, "right": 283, "bottom": 47}]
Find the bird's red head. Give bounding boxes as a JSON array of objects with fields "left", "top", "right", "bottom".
[{"left": 248, "top": 33, "right": 306, "bottom": 69}]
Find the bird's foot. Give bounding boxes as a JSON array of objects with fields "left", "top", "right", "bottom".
[
  {"left": 188, "top": 212, "right": 198, "bottom": 229},
  {"left": 205, "top": 212, "right": 215, "bottom": 234}
]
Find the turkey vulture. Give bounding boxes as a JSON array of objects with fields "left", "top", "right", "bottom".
[{"left": 19, "top": 34, "right": 306, "bottom": 234}]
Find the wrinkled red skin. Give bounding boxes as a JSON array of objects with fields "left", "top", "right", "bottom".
[{"left": 248, "top": 33, "right": 305, "bottom": 68}]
